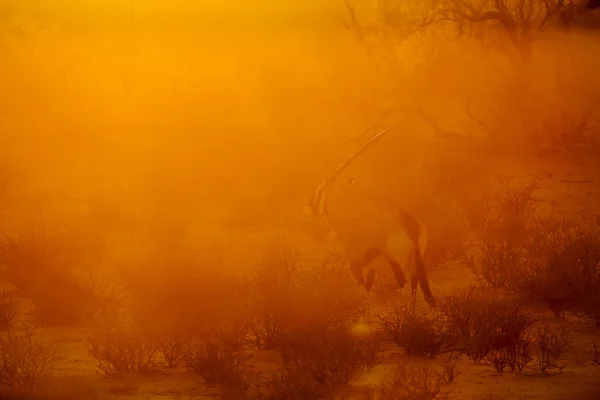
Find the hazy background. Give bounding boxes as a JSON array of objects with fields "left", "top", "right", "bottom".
[
  {"left": 1, "top": 4, "right": 600, "bottom": 398},
  {"left": 1, "top": 0, "right": 599, "bottom": 240}
]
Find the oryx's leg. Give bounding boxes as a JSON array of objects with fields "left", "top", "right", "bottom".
[
  {"left": 364, "top": 267, "right": 377, "bottom": 322},
  {"left": 385, "top": 256, "right": 407, "bottom": 290},
  {"left": 365, "top": 268, "right": 376, "bottom": 291},
  {"left": 349, "top": 248, "right": 381, "bottom": 322},
  {"left": 350, "top": 259, "right": 366, "bottom": 288},
  {"left": 384, "top": 230, "right": 412, "bottom": 302},
  {"left": 411, "top": 274, "right": 419, "bottom": 313},
  {"left": 361, "top": 249, "right": 381, "bottom": 322},
  {"left": 350, "top": 248, "right": 382, "bottom": 288}
]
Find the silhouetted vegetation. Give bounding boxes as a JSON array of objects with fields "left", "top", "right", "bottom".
[
  {"left": 0, "top": 289, "right": 18, "bottom": 330},
  {"left": 1, "top": 0, "right": 600, "bottom": 398},
  {"left": 378, "top": 304, "right": 450, "bottom": 358},
  {"left": 0, "top": 225, "right": 114, "bottom": 326},
  {"left": 440, "top": 288, "right": 538, "bottom": 365},
  {"left": 439, "top": 353, "right": 462, "bottom": 384},
  {"left": 185, "top": 334, "right": 253, "bottom": 395},
  {"left": 467, "top": 179, "right": 600, "bottom": 321},
  {"left": 85, "top": 317, "right": 159, "bottom": 376},
  {"left": 356, "top": 366, "right": 444, "bottom": 400},
  {"left": 532, "top": 324, "right": 574, "bottom": 373},
  {"left": 588, "top": 344, "right": 600, "bottom": 366},
  {"left": 0, "top": 332, "right": 56, "bottom": 392}
]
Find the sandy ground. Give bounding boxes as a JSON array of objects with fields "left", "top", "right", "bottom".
[
  {"left": 3, "top": 158, "right": 600, "bottom": 399},
  {"left": 11, "top": 247, "right": 596, "bottom": 400}
]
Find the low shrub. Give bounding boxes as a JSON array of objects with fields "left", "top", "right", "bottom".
[
  {"left": 577, "top": 291, "right": 600, "bottom": 329},
  {"left": 440, "top": 353, "right": 462, "bottom": 383},
  {"left": 250, "top": 238, "right": 299, "bottom": 350},
  {"left": 276, "top": 327, "right": 381, "bottom": 387},
  {"left": 587, "top": 344, "right": 600, "bottom": 366},
  {"left": 155, "top": 333, "right": 186, "bottom": 369},
  {"left": 85, "top": 317, "right": 158, "bottom": 376},
  {"left": 514, "top": 225, "right": 600, "bottom": 318},
  {"left": 532, "top": 324, "right": 573, "bottom": 373},
  {"left": 257, "top": 367, "right": 332, "bottom": 400},
  {"left": 147, "top": 266, "right": 255, "bottom": 393},
  {"left": 252, "top": 239, "right": 364, "bottom": 349},
  {"left": 0, "top": 289, "right": 18, "bottom": 330},
  {"left": 184, "top": 334, "right": 252, "bottom": 394},
  {"left": 124, "top": 240, "right": 253, "bottom": 345},
  {"left": 468, "top": 179, "right": 600, "bottom": 319},
  {"left": 182, "top": 316, "right": 252, "bottom": 382},
  {"left": 0, "top": 331, "right": 56, "bottom": 392},
  {"left": 439, "top": 288, "right": 538, "bottom": 364},
  {"left": 358, "top": 365, "right": 444, "bottom": 400},
  {"left": 249, "top": 242, "right": 377, "bottom": 396},
  {"left": 469, "top": 178, "right": 541, "bottom": 288},
  {"left": 484, "top": 333, "right": 533, "bottom": 373},
  {"left": 378, "top": 304, "right": 449, "bottom": 358},
  {"left": 0, "top": 226, "right": 112, "bottom": 326}
]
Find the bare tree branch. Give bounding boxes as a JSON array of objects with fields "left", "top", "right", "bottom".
[
  {"left": 342, "top": 0, "right": 367, "bottom": 42},
  {"left": 465, "top": 96, "right": 497, "bottom": 138},
  {"left": 437, "top": 0, "right": 581, "bottom": 62},
  {"left": 341, "top": 0, "right": 441, "bottom": 66}
]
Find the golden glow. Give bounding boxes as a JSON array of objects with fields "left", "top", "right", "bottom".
[
  {"left": 1, "top": 1, "right": 600, "bottom": 399},
  {"left": 2, "top": 0, "right": 343, "bottom": 31},
  {"left": 1, "top": 0, "right": 598, "bottom": 229}
]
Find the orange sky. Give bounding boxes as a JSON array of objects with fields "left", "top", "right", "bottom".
[{"left": 1, "top": 0, "right": 358, "bottom": 32}]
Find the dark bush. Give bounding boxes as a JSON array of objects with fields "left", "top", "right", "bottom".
[
  {"left": 146, "top": 274, "right": 254, "bottom": 390},
  {"left": 532, "top": 324, "right": 573, "bottom": 373},
  {"left": 469, "top": 179, "right": 541, "bottom": 288},
  {"left": 472, "top": 240, "right": 522, "bottom": 288},
  {"left": 257, "top": 367, "right": 332, "bottom": 400},
  {"left": 276, "top": 327, "right": 380, "bottom": 387},
  {"left": 578, "top": 291, "right": 600, "bottom": 329},
  {"left": 250, "top": 238, "right": 299, "bottom": 350},
  {"left": 484, "top": 333, "right": 533, "bottom": 373},
  {"left": 155, "top": 333, "right": 186, "bottom": 369},
  {"left": 440, "top": 353, "right": 462, "bottom": 383},
  {"left": 514, "top": 224, "right": 600, "bottom": 318},
  {"left": 468, "top": 178, "right": 600, "bottom": 319},
  {"left": 184, "top": 334, "right": 252, "bottom": 394},
  {"left": 85, "top": 317, "right": 158, "bottom": 376},
  {"left": 124, "top": 239, "right": 253, "bottom": 342},
  {"left": 248, "top": 242, "right": 378, "bottom": 396},
  {"left": 281, "top": 249, "right": 362, "bottom": 333},
  {"left": 378, "top": 304, "right": 449, "bottom": 358},
  {"left": 417, "top": 148, "right": 491, "bottom": 270},
  {"left": 588, "top": 344, "right": 600, "bottom": 366},
  {"left": 0, "top": 332, "right": 56, "bottom": 392},
  {"left": 251, "top": 240, "right": 363, "bottom": 351},
  {"left": 439, "top": 288, "right": 538, "bottom": 364},
  {"left": 0, "top": 226, "right": 111, "bottom": 326},
  {"left": 129, "top": 254, "right": 255, "bottom": 391},
  {"left": 0, "top": 289, "right": 18, "bottom": 330},
  {"left": 126, "top": 265, "right": 253, "bottom": 385},
  {"left": 357, "top": 365, "right": 444, "bottom": 400}
]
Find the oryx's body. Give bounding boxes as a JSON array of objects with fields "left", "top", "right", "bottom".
[
  {"left": 303, "top": 125, "right": 435, "bottom": 309},
  {"left": 328, "top": 183, "right": 427, "bottom": 283}
]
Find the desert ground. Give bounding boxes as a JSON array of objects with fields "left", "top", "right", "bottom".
[
  {"left": 1, "top": 156, "right": 600, "bottom": 400},
  {"left": 2, "top": 1, "right": 600, "bottom": 399}
]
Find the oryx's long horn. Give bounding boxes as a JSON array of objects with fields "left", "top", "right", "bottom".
[
  {"left": 304, "top": 122, "right": 401, "bottom": 221},
  {"left": 326, "top": 123, "right": 400, "bottom": 183}
]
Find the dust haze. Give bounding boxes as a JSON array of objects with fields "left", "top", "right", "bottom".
[{"left": 1, "top": 1, "right": 600, "bottom": 399}]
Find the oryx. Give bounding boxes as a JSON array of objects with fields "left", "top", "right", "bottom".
[{"left": 301, "top": 124, "right": 435, "bottom": 315}]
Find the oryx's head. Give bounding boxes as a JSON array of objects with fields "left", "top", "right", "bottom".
[
  {"left": 302, "top": 181, "right": 327, "bottom": 222},
  {"left": 301, "top": 124, "right": 400, "bottom": 233},
  {"left": 302, "top": 176, "right": 355, "bottom": 223},
  {"left": 302, "top": 176, "right": 355, "bottom": 242}
]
